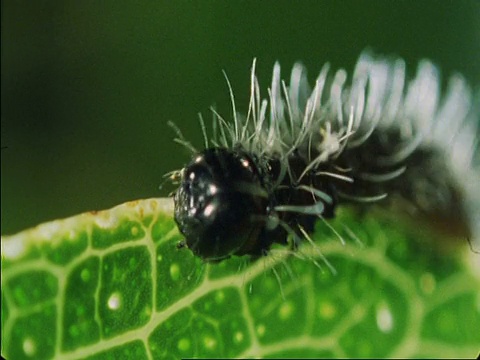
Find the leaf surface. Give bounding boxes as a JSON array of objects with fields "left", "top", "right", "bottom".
[{"left": 2, "top": 198, "right": 479, "bottom": 359}]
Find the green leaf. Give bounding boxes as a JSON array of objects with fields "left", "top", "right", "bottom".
[{"left": 2, "top": 198, "right": 479, "bottom": 359}]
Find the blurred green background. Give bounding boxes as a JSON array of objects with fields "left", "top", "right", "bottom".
[{"left": 2, "top": 0, "right": 480, "bottom": 235}]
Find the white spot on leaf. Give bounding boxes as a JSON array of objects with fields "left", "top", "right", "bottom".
[
  {"left": 376, "top": 302, "right": 394, "bottom": 333},
  {"left": 23, "top": 337, "right": 36, "bottom": 357},
  {"left": 108, "top": 292, "right": 122, "bottom": 310}
]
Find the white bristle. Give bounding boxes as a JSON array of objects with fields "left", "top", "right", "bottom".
[{"left": 214, "top": 51, "right": 479, "bottom": 249}]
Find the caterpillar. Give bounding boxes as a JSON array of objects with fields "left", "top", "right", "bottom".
[{"left": 168, "top": 50, "right": 480, "bottom": 262}]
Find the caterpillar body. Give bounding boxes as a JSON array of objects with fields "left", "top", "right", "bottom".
[{"left": 170, "top": 51, "right": 480, "bottom": 262}]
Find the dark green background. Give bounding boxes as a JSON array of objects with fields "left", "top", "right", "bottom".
[{"left": 2, "top": 0, "right": 480, "bottom": 234}]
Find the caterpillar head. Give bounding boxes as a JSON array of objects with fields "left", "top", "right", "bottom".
[{"left": 173, "top": 147, "right": 269, "bottom": 261}]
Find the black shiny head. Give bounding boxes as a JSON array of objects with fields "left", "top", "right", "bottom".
[{"left": 174, "top": 148, "right": 269, "bottom": 261}]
